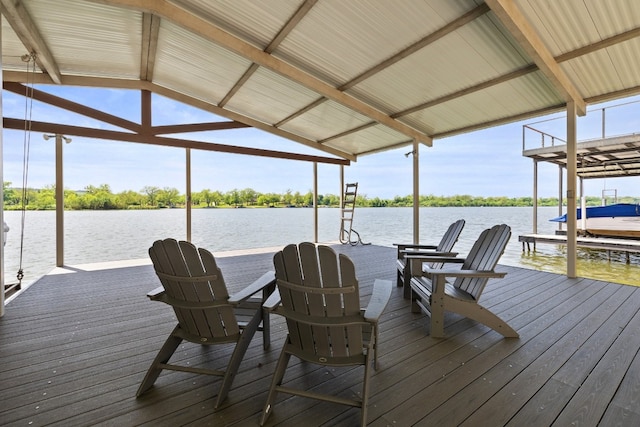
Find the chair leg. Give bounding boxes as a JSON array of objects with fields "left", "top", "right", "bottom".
[
  {"left": 446, "top": 300, "right": 520, "bottom": 338},
  {"left": 429, "top": 305, "right": 445, "bottom": 338},
  {"left": 372, "top": 324, "right": 379, "bottom": 370},
  {"left": 361, "top": 351, "right": 373, "bottom": 427},
  {"left": 402, "top": 268, "right": 412, "bottom": 299},
  {"left": 260, "top": 343, "right": 292, "bottom": 426},
  {"left": 262, "top": 308, "right": 271, "bottom": 350},
  {"left": 215, "top": 308, "right": 263, "bottom": 409},
  {"left": 136, "top": 327, "right": 183, "bottom": 397}
]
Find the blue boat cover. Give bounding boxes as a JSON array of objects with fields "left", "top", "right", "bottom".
[{"left": 550, "top": 203, "right": 640, "bottom": 222}]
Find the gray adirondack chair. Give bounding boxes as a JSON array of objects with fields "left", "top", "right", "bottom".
[
  {"left": 260, "top": 242, "right": 392, "bottom": 427},
  {"left": 137, "top": 238, "right": 275, "bottom": 409},
  {"left": 410, "top": 224, "right": 518, "bottom": 338},
  {"left": 395, "top": 219, "right": 465, "bottom": 298}
]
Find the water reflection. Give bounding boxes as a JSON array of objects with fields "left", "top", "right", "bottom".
[{"left": 519, "top": 245, "right": 640, "bottom": 286}]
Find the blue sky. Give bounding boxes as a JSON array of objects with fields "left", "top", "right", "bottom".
[{"left": 2, "top": 86, "right": 640, "bottom": 200}]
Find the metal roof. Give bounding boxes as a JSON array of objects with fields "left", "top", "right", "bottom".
[{"left": 3, "top": 0, "right": 640, "bottom": 161}]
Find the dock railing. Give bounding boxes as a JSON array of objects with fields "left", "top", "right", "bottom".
[
  {"left": 522, "top": 125, "right": 566, "bottom": 151},
  {"left": 522, "top": 98, "right": 640, "bottom": 151}
]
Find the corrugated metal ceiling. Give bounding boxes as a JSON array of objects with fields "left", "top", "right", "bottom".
[{"left": 2, "top": 0, "right": 640, "bottom": 163}]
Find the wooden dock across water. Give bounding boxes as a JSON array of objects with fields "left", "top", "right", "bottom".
[
  {"left": 1, "top": 243, "right": 640, "bottom": 426},
  {"left": 519, "top": 233, "right": 640, "bottom": 259}
]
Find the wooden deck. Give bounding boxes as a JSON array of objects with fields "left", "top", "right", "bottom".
[{"left": 1, "top": 244, "right": 640, "bottom": 426}]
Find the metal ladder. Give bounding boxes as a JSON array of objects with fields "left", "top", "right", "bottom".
[{"left": 339, "top": 183, "right": 368, "bottom": 245}]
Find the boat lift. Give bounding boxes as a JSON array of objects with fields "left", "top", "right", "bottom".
[{"left": 339, "top": 182, "right": 369, "bottom": 245}]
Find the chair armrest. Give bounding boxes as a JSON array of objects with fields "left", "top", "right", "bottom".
[
  {"left": 395, "top": 243, "right": 438, "bottom": 250},
  {"left": 147, "top": 286, "right": 165, "bottom": 300},
  {"left": 423, "top": 268, "right": 507, "bottom": 279},
  {"left": 401, "top": 250, "right": 458, "bottom": 257},
  {"left": 393, "top": 243, "right": 437, "bottom": 250},
  {"left": 364, "top": 279, "right": 392, "bottom": 323},
  {"left": 404, "top": 254, "right": 463, "bottom": 264},
  {"left": 229, "top": 270, "right": 276, "bottom": 304},
  {"left": 394, "top": 243, "right": 437, "bottom": 257},
  {"left": 262, "top": 289, "right": 282, "bottom": 311}
]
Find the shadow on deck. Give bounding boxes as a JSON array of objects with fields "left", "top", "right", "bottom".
[{"left": 1, "top": 244, "right": 639, "bottom": 426}]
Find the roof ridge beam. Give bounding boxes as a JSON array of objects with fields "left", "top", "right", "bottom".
[
  {"left": 486, "top": 0, "right": 586, "bottom": 115},
  {"left": 140, "top": 12, "right": 160, "bottom": 81}
]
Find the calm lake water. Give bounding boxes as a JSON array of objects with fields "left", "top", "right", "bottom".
[{"left": 2, "top": 206, "right": 640, "bottom": 287}]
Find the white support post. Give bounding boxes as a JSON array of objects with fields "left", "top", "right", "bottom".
[
  {"left": 339, "top": 165, "right": 344, "bottom": 210},
  {"left": 412, "top": 139, "right": 419, "bottom": 244},
  {"left": 533, "top": 159, "right": 538, "bottom": 234},
  {"left": 55, "top": 134, "right": 64, "bottom": 267},
  {"left": 313, "top": 162, "right": 318, "bottom": 243},
  {"left": 580, "top": 177, "right": 586, "bottom": 232},
  {"left": 186, "top": 148, "right": 192, "bottom": 242},
  {"left": 558, "top": 165, "right": 564, "bottom": 232},
  {"left": 566, "top": 102, "right": 577, "bottom": 278}
]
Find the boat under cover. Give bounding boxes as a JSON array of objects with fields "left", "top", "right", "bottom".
[{"left": 550, "top": 203, "right": 640, "bottom": 238}]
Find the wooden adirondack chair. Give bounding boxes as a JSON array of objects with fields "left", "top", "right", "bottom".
[
  {"left": 394, "top": 219, "right": 465, "bottom": 298},
  {"left": 260, "top": 242, "right": 392, "bottom": 427},
  {"left": 409, "top": 224, "right": 518, "bottom": 338},
  {"left": 137, "top": 238, "right": 275, "bottom": 409}
]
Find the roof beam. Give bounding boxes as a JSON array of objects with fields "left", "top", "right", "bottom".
[
  {"left": 218, "top": 0, "right": 317, "bottom": 108},
  {"left": 149, "top": 82, "right": 356, "bottom": 161},
  {"left": 2, "top": 118, "right": 349, "bottom": 165},
  {"left": 0, "top": 0, "right": 62, "bottom": 84},
  {"left": 92, "top": 0, "right": 432, "bottom": 146},
  {"left": 277, "top": 4, "right": 490, "bottom": 134},
  {"left": 486, "top": 0, "right": 586, "bottom": 115},
  {"left": 341, "top": 3, "right": 490, "bottom": 92},
  {"left": 140, "top": 12, "right": 160, "bottom": 81},
  {"left": 3, "top": 70, "right": 356, "bottom": 161},
  {"left": 3, "top": 81, "right": 142, "bottom": 132},
  {"left": 151, "top": 121, "right": 251, "bottom": 135}
]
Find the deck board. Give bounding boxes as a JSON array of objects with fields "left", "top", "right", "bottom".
[{"left": 1, "top": 243, "right": 639, "bottom": 426}]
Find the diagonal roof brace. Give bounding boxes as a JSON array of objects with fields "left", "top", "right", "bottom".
[
  {"left": 0, "top": 0, "right": 63, "bottom": 84},
  {"left": 486, "top": 0, "right": 586, "bottom": 116}
]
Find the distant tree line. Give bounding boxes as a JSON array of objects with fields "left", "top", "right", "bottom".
[{"left": 2, "top": 181, "right": 638, "bottom": 210}]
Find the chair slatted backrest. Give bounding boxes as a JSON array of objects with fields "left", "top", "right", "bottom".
[
  {"left": 429, "top": 219, "right": 465, "bottom": 269},
  {"left": 436, "top": 219, "right": 466, "bottom": 252},
  {"left": 273, "top": 242, "right": 364, "bottom": 360},
  {"left": 455, "top": 224, "right": 511, "bottom": 300},
  {"left": 149, "top": 239, "right": 239, "bottom": 340}
]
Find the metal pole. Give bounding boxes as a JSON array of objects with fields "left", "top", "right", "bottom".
[
  {"left": 339, "top": 165, "right": 344, "bottom": 209},
  {"left": 566, "top": 102, "right": 578, "bottom": 278},
  {"left": 580, "top": 177, "right": 586, "bottom": 232},
  {"left": 55, "top": 134, "right": 65, "bottom": 267},
  {"left": 533, "top": 160, "right": 538, "bottom": 234},
  {"left": 186, "top": 148, "right": 191, "bottom": 242},
  {"left": 558, "top": 165, "right": 563, "bottom": 232},
  {"left": 412, "top": 139, "right": 419, "bottom": 244},
  {"left": 313, "top": 162, "right": 318, "bottom": 243}
]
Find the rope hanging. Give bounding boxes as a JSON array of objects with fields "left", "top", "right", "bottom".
[{"left": 16, "top": 52, "right": 37, "bottom": 284}]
